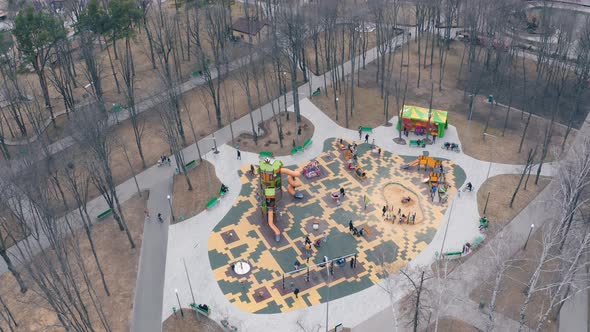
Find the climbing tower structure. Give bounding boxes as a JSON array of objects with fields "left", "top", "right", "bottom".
[{"left": 259, "top": 159, "right": 284, "bottom": 242}]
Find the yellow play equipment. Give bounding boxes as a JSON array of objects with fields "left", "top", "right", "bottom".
[
  {"left": 343, "top": 150, "right": 352, "bottom": 161},
  {"left": 406, "top": 155, "right": 442, "bottom": 171}
]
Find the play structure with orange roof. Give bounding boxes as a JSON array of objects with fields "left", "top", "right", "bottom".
[{"left": 258, "top": 158, "right": 303, "bottom": 242}]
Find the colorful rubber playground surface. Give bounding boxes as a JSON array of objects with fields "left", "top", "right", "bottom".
[{"left": 208, "top": 138, "right": 466, "bottom": 313}]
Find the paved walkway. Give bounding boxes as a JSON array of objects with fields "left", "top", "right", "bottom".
[
  {"left": 131, "top": 178, "right": 172, "bottom": 332},
  {"left": 0, "top": 25, "right": 583, "bottom": 331},
  {"left": 160, "top": 97, "right": 556, "bottom": 331}
]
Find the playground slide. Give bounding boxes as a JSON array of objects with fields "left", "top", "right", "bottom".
[
  {"left": 281, "top": 168, "right": 302, "bottom": 196},
  {"left": 267, "top": 210, "right": 280, "bottom": 236},
  {"left": 408, "top": 158, "right": 420, "bottom": 167}
]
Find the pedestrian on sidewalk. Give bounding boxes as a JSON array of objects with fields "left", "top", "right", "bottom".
[
  {"left": 382, "top": 205, "right": 387, "bottom": 217},
  {"left": 237, "top": 150, "right": 241, "bottom": 160},
  {"left": 364, "top": 134, "right": 369, "bottom": 143},
  {"left": 378, "top": 148, "right": 382, "bottom": 157},
  {"left": 350, "top": 256, "right": 355, "bottom": 268},
  {"left": 349, "top": 220, "right": 354, "bottom": 232},
  {"left": 294, "top": 288, "right": 300, "bottom": 298},
  {"left": 358, "top": 127, "right": 362, "bottom": 139},
  {"left": 157, "top": 213, "right": 163, "bottom": 223}
]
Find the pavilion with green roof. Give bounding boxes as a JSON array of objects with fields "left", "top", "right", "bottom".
[{"left": 397, "top": 105, "right": 449, "bottom": 138}]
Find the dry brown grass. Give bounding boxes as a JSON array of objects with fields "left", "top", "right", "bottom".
[
  {"left": 0, "top": 191, "right": 147, "bottom": 332},
  {"left": 162, "top": 309, "right": 224, "bottom": 332},
  {"left": 470, "top": 228, "right": 559, "bottom": 332},
  {"left": 236, "top": 112, "right": 315, "bottom": 156},
  {"left": 305, "top": 28, "right": 378, "bottom": 76},
  {"left": 310, "top": 86, "right": 388, "bottom": 129},
  {"left": 311, "top": 38, "right": 576, "bottom": 164},
  {"left": 171, "top": 160, "right": 222, "bottom": 223},
  {"left": 425, "top": 317, "right": 479, "bottom": 332},
  {"left": 477, "top": 174, "right": 551, "bottom": 233}
]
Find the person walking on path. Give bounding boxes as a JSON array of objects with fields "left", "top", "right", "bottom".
[
  {"left": 382, "top": 205, "right": 387, "bottom": 217},
  {"left": 358, "top": 127, "right": 362, "bottom": 139},
  {"left": 294, "top": 288, "right": 300, "bottom": 298},
  {"left": 364, "top": 134, "right": 369, "bottom": 143},
  {"left": 237, "top": 150, "right": 241, "bottom": 160},
  {"left": 157, "top": 213, "right": 163, "bottom": 223},
  {"left": 349, "top": 220, "right": 354, "bottom": 232},
  {"left": 350, "top": 256, "right": 355, "bottom": 268}
]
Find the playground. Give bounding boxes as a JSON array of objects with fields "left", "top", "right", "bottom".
[{"left": 207, "top": 138, "right": 465, "bottom": 313}]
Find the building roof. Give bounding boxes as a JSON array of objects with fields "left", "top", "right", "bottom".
[{"left": 232, "top": 17, "right": 266, "bottom": 35}]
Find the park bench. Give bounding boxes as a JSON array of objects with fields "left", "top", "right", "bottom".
[
  {"left": 303, "top": 138, "right": 312, "bottom": 149},
  {"left": 311, "top": 88, "right": 321, "bottom": 96},
  {"left": 297, "top": 146, "right": 303, "bottom": 153},
  {"left": 471, "top": 236, "right": 484, "bottom": 249},
  {"left": 409, "top": 140, "right": 419, "bottom": 147},
  {"left": 360, "top": 126, "right": 373, "bottom": 133},
  {"left": 185, "top": 160, "right": 197, "bottom": 170},
  {"left": 206, "top": 197, "right": 219, "bottom": 209},
  {"left": 221, "top": 319, "right": 238, "bottom": 332},
  {"left": 259, "top": 151, "right": 273, "bottom": 159},
  {"left": 443, "top": 251, "right": 463, "bottom": 260},
  {"left": 291, "top": 148, "right": 298, "bottom": 155},
  {"left": 96, "top": 208, "right": 113, "bottom": 220},
  {"left": 192, "top": 70, "right": 202, "bottom": 77},
  {"left": 110, "top": 104, "right": 124, "bottom": 113},
  {"left": 190, "top": 303, "right": 211, "bottom": 316}
]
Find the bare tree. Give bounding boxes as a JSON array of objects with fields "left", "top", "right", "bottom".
[{"left": 71, "top": 106, "right": 136, "bottom": 249}]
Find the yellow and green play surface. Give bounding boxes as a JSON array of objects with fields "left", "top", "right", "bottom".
[{"left": 208, "top": 138, "right": 466, "bottom": 313}]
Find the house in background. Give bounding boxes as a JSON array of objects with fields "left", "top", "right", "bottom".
[{"left": 231, "top": 17, "right": 268, "bottom": 44}]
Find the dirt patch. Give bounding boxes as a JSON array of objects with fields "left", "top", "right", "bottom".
[
  {"left": 172, "top": 160, "right": 222, "bottom": 223},
  {"left": 382, "top": 183, "right": 422, "bottom": 224},
  {"left": 311, "top": 38, "right": 577, "bottom": 164},
  {"left": 0, "top": 191, "right": 147, "bottom": 331},
  {"left": 477, "top": 175, "right": 551, "bottom": 233},
  {"left": 425, "top": 317, "right": 480, "bottom": 332},
  {"left": 162, "top": 309, "right": 224, "bottom": 332},
  {"left": 236, "top": 113, "right": 315, "bottom": 156},
  {"left": 470, "top": 228, "right": 558, "bottom": 332},
  {"left": 310, "top": 86, "right": 388, "bottom": 129},
  {"left": 0, "top": 207, "right": 29, "bottom": 248}
]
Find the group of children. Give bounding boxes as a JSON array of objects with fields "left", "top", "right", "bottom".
[{"left": 383, "top": 205, "right": 417, "bottom": 225}]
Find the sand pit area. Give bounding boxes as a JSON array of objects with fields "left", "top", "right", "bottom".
[{"left": 382, "top": 183, "right": 423, "bottom": 224}]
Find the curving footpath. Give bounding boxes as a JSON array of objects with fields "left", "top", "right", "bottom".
[{"left": 160, "top": 97, "right": 556, "bottom": 332}]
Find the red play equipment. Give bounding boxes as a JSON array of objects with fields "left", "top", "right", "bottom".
[{"left": 303, "top": 160, "right": 322, "bottom": 178}]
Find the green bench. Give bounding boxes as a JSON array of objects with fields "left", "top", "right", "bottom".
[
  {"left": 472, "top": 236, "right": 484, "bottom": 249},
  {"left": 190, "top": 303, "right": 210, "bottom": 316},
  {"left": 185, "top": 160, "right": 197, "bottom": 170},
  {"left": 206, "top": 197, "right": 219, "bottom": 209},
  {"left": 219, "top": 187, "right": 226, "bottom": 197},
  {"left": 97, "top": 208, "right": 113, "bottom": 220},
  {"left": 291, "top": 148, "right": 298, "bottom": 155},
  {"left": 311, "top": 87, "right": 321, "bottom": 96},
  {"left": 303, "top": 138, "right": 312, "bottom": 149},
  {"left": 444, "top": 251, "right": 462, "bottom": 257},
  {"left": 192, "top": 70, "right": 202, "bottom": 77},
  {"left": 110, "top": 104, "right": 124, "bottom": 113},
  {"left": 259, "top": 151, "right": 273, "bottom": 159},
  {"left": 360, "top": 126, "right": 373, "bottom": 133}
]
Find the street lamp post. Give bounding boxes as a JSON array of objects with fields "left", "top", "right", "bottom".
[
  {"left": 483, "top": 192, "right": 491, "bottom": 215},
  {"left": 175, "top": 289, "right": 184, "bottom": 317},
  {"left": 439, "top": 199, "right": 455, "bottom": 258},
  {"left": 212, "top": 133, "right": 219, "bottom": 154},
  {"left": 524, "top": 224, "right": 535, "bottom": 250},
  {"left": 167, "top": 195, "right": 175, "bottom": 222},
  {"left": 182, "top": 258, "right": 196, "bottom": 307}
]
